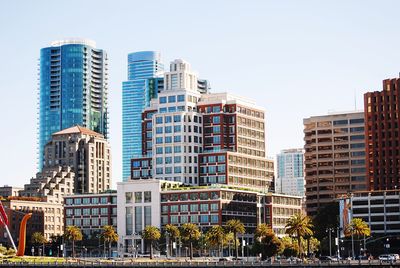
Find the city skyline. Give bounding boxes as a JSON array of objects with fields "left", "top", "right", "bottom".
[{"left": 2, "top": 1, "right": 400, "bottom": 187}]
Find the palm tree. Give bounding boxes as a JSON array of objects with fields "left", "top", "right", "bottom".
[
  {"left": 31, "top": 232, "right": 47, "bottom": 256},
  {"left": 205, "top": 226, "right": 225, "bottom": 257},
  {"left": 180, "top": 223, "right": 201, "bottom": 260},
  {"left": 165, "top": 224, "right": 180, "bottom": 257},
  {"left": 345, "top": 218, "right": 370, "bottom": 258},
  {"left": 64, "top": 226, "right": 82, "bottom": 257},
  {"left": 225, "top": 219, "right": 245, "bottom": 260},
  {"left": 100, "top": 225, "right": 119, "bottom": 257},
  {"left": 141, "top": 226, "right": 161, "bottom": 259},
  {"left": 285, "top": 213, "right": 313, "bottom": 257}
]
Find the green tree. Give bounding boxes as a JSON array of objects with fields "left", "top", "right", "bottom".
[
  {"left": 205, "top": 226, "right": 225, "bottom": 257},
  {"left": 285, "top": 214, "right": 313, "bottom": 257},
  {"left": 64, "top": 226, "right": 82, "bottom": 258},
  {"left": 31, "top": 232, "right": 47, "bottom": 256},
  {"left": 281, "top": 236, "right": 299, "bottom": 258},
  {"left": 225, "top": 219, "right": 245, "bottom": 259},
  {"left": 254, "top": 224, "right": 283, "bottom": 259},
  {"left": 141, "top": 226, "right": 161, "bottom": 259},
  {"left": 165, "top": 224, "right": 180, "bottom": 257},
  {"left": 100, "top": 225, "right": 119, "bottom": 257},
  {"left": 180, "top": 223, "right": 201, "bottom": 260}
]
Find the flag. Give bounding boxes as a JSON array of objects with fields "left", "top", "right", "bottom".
[{"left": 0, "top": 201, "right": 8, "bottom": 226}]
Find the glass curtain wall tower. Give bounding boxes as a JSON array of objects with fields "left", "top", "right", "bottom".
[
  {"left": 38, "top": 39, "right": 108, "bottom": 169},
  {"left": 122, "top": 51, "right": 164, "bottom": 180}
]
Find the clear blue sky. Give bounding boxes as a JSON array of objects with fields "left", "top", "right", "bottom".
[{"left": 1, "top": 0, "right": 400, "bottom": 188}]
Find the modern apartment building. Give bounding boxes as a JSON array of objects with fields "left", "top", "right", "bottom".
[
  {"left": 275, "top": 149, "right": 305, "bottom": 196},
  {"left": 122, "top": 51, "right": 164, "bottom": 180},
  {"left": 39, "top": 39, "right": 108, "bottom": 169},
  {"left": 364, "top": 78, "right": 400, "bottom": 190},
  {"left": 43, "top": 125, "right": 111, "bottom": 194},
  {"left": 338, "top": 190, "right": 400, "bottom": 235},
  {"left": 64, "top": 191, "right": 117, "bottom": 241},
  {"left": 303, "top": 111, "right": 367, "bottom": 216}
]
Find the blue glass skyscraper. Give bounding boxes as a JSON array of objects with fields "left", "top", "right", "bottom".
[
  {"left": 122, "top": 51, "right": 163, "bottom": 180},
  {"left": 38, "top": 39, "right": 108, "bottom": 169}
]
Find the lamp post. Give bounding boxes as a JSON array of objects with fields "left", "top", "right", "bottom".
[{"left": 326, "top": 228, "right": 334, "bottom": 256}]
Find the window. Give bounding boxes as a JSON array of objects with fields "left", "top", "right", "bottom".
[
  {"left": 165, "top": 167, "right": 172, "bottom": 174},
  {"left": 82, "top": 198, "right": 90, "bottom": 204},
  {"left": 181, "top": 215, "right": 188, "bottom": 223},
  {"left": 190, "top": 204, "right": 198, "bottom": 212},
  {"left": 156, "top": 127, "right": 163, "bottom": 134},
  {"left": 213, "top": 126, "right": 220, "bottom": 133},
  {"left": 156, "top": 157, "right": 163, "bottom": 164},
  {"left": 174, "top": 156, "right": 181, "bottom": 163},
  {"left": 101, "top": 207, "right": 108, "bottom": 215},
  {"left": 190, "top": 215, "right": 198, "bottom": 223},
  {"left": 170, "top": 205, "right": 179, "bottom": 213},
  {"left": 156, "top": 147, "right": 163, "bottom": 154},
  {"left": 160, "top": 97, "right": 167, "bottom": 104},
  {"left": 156, "top": 117, "right": 163, "bottom": 124},
  {"left": 66, "top": 198, "right": 73, "bottom": 205},
  {"left": 217, "top": 155, "right": 225, "bottom": 162},
  {"left": 125, "top": 192, "right": 133, "bottom": 203},
  {"left": 200, "top": 204, "right": 209, "bottom": 211},
  {"left": 174, "top": 146, "right": 181, "bottom": 153},
  {"left": 135, "top": 192, "right": 142, "bottom": 203},
  {"left": 74, "top": 198, "right": 81, "bottom": 205},
  {"left": 181, "top": 205, "right": 189, "bottom": 212},
  {"left": 162, "top": 205, "right": 168, "bottom": 213},
  {"left": 174, "top": 166, "right": 182, "bottom": 173},
  {"left": 165, "top": 146, "right": 172, "bottom": 154},
  {"left": 208, "top": 156, "right": 216, "bottom": 163},
  {"left": 134, "top": 207, "right": 142, "bottom": 233},
  {"left": 144, "top": 191, "right": 151, "bottom": 203},
  {"left": 213, "top": 136, "right": 220, "bottom": 143},
  {"left": 165, "top": 116, "right": 172, "bottom": 123},
  {"left": 174, "top": 115, "right": 181, "bottom": 122},
  {"left": 189, "top": 193, "right": 198, "bottom": 200},
  {"left": 66, "top": 209, "right": 73, "bottom": 216},
  {"left": 168, "top": 106, "right": 176, "bottom": 112},
  {"left": 168, "top": 95, "right": 176, "bottom": 103},
  {"left": 92, "top": 208, "right": 99, "bottom": 215},
  {"left": 174, "top": 125, "right": 181, "bottom": 132},
  {"left": 171, "top": 216, "right": 178, "bottom": 224},
  {"left": 177, "top": 95, "right": 185, "bottom": 102},
  {"left": 350, "top": 118, "right": 364, "bottom": 124},
  {"left": 174, "top": 136, "right": 181, "bottom": 142},
  {"left": 210, "top": 203, "right": 218, "bottom": 211},
  {"left": 156, "top": 167, "right": 163, "bottom": 174},
  {"left": 200, "top": 215, "right": 209, "bottom": 223},
  {"left": 159, "top": 108, "right": 167, "bottom": 113},
  {"left": 83, "top": 208, "right": 90, "bottom": 215},
  {"left": 165, "top": 126, "right": 172, "bottom": 133},
  {"left": 200, "top": 193, "right": 209, "bottom": 200},
  {"left": 210, "top": 214, "right": 219, "bottom": 223},
  {"left": 156, "top": 137, "right": 163, "bottom": 144},
  {"left": 165, "top": 157, "right": 172, "bottom": 164},
  {"left": 101, "top": 197, "right": 107, "bottom": 204},
  {"left": 165, "top": 136, "right": 172, "bottom": 143},
  {"left": 74, "top": 209, "right": 81, "bottom": 216},
  {"left": 213, "top": 116, "right": 220, "bottom": 124}
]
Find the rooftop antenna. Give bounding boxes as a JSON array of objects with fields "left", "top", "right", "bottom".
[{"left": 354, "top": 90, "right": 357, "bottom": 110}]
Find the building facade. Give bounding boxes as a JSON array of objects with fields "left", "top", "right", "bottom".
[
  {"left": 39, "top": 39, "right": 108, "bottom": 169},
  {"left": 0, "top": 186, "right": 23, "bottom": 197},
  {"left": 338, "top": 190, "right": 400, "bottom": 235},
  {"left": 64, "top": 191, "right": 117, "bottom": 242},
  {"left": 304, "top": 111, "right": 367, "bottom": 216},
  {"left": 364, "top": 78, "right": 400, "bottom": 190},
  {"left": 275, "top": 149, "right": 305, "bottom": 196},
  {"left": 43, "top": 126, "right": 112, "bottom": 194},
  {"left": 0, "top": 197, "right": 64, "bottom": 242},
  {"left": 20, "top": 166, "right": 74, "bottom": 204},
  {"left": 122, "top": 51, "right": 164, "bottom": 180}
]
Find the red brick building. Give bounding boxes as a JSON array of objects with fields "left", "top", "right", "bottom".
[{"left": 364, "top": 78, "right": 400, "bottom": 190}]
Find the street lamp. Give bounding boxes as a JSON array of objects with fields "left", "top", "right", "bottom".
[{"left": 326, "top": 228, "right": 334, "bottom": 256}]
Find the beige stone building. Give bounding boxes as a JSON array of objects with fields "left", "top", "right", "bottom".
[
  {"left": 20, "top": 166, "right": 74, "bottom": 204},
  {"left": 303, "top": 111, "right": 367, "bottom": 216},
  {"left": 0, "top": 185, "right": 23, "bottom": 197},
  {"left": 43, "top": 126, "right": 112, "bottom": 194}
]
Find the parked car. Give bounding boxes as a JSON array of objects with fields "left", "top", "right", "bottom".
[
  {"left": 379, "top": 254, "right": 395, "bottom": 262},
  {"left": 219, "top": 257, "right": 233, "bottom": 262},
  {"left": 319, "top": 256, "right": 337, "bottom": 262},
  {"left": 287, "top": 257, "right": 302, "bottom": 263},
  {"left": 390, "top": 254, "right": 400, "bottom": 261}
]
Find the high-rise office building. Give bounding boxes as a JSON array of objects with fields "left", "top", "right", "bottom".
[
  {"left": 38, "top": 39, "right": 108, "bottom": 169},
  {"left": 303, "top": 111, "right": 367, "bottom": 216},
  {"left": 122, "top": 51, "right": 164, "bottom": 180},
  {"left": 364, "top": 78, "right": 400, "bottom": 190},
  {"left": 275, "top": 148, "right": 305, "bottom": 196}
]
